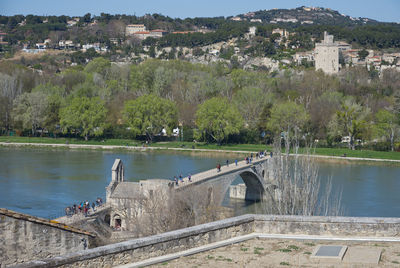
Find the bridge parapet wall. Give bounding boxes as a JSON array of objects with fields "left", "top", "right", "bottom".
[{"left": 15, "top": 214, "right": 400, "bottom": 268}]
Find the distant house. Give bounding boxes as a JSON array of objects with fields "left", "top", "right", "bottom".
[
  {"left": 35, "top": 43, "right": 46, "bottom": 49},
  {"left": 58, "top": 40, "right": 66, "bottom": 48},
  {"left": 59, "top": 40, "right": 75, "bottom": 49},
  {"left": 293, "top": 51, "right": 314, "bottom": 64},
  {"left": 109, "top": 38, "right": 119, "bottom": 45},
  {"left": 272, "top": 28, "right": 289, "bottom": 39},
  {"left": 250, "top": 19, "right": 262, "bottom": 23},
  {"left": 65, "top": 40, "right": 75, "bottom": 48},
  {"left": 133, "top": 31, "right": 151, "bottom": 40},
  {"left": 149, "top": 29, "right": 168, "bottom": 38},
  {"left": 67, "top": 20, "right": 78, "bottom": 27},
  {"left": 0, "top": 32, "right": 7, "bottom": 44},
  {"left": 125, "top": 24, "right": 146, "bottom": 36},
  {"left": 230, "top": 17, "right": 242, "bottom": 21},
  {"left": 172, "top": 31, "right": 196, "bottom": 34}
]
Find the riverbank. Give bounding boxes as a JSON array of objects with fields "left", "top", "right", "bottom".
[{"left": 0, "top": 136, "right": 399, "bottom": 163}]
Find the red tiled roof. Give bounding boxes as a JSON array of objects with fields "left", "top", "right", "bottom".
[{"left": 134, "top": 31, "right": 150, "bottom": 34}]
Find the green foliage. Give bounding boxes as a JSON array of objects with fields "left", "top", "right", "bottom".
[
  {"left": 84, "top": 57, "right": 111, "bottom": 74},
  {"left": 375, "top": 109, "right": 399, "bottom": 151},
  {"left": 233, "top": 86, "right": 274, "bottom": 128},
  {"left": 123, "top": 94, "right": 178, "bottom": 141},
  {"left": 195, "top": 97, "right": 243, "bottom": 144},
  {"left": 278, "top": 248, "right": 292, "bottom": 252},
  {"left": 12, "top": 91, "right": 49, "bottom": 135},
  {"left": 328, "top": 98, "right": 371, "bottom": 150},
  {"left": 267, "top": 101, "right": 309, "bottom": 140},
  {"left": 358, "top": 49, "right": 369, "bottom": 60},
  {"left": 60, "top": 97, "right": 107, "bottom": 140}
]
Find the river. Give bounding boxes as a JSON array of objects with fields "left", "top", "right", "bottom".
[{"left": 0, "top": 147, "right": 399, "bottom": 219}]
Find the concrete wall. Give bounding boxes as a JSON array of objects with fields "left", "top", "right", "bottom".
[
  {"left": 12, "top": 214, "right": 400, "bottom": 268},
  {"left": 0, "top": 214, "right": 90, "bottom": 267}
]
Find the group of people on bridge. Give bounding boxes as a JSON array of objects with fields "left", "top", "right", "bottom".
[
  {"left": 216, "top": 150, "right": 270, "bottom": 172},
  {"left": 167, "top": 150, "right": 271, "bottom": 187},
  {"left": 64, "top": 197, "right": 103, "bottom": 217},
  {"left": 167, "top": 173, "right": 192, "bottom": 187}
]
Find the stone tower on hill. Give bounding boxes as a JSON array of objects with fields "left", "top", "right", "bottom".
[{"left": 315, "top": 31, "right": 339, "bottom": 74}]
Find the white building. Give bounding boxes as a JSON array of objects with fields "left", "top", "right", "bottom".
[
  {"left": 314, "top": 31, "right": 339, "bottom": 74},
  {"left": 125, "top": 24, "right": 146, "bottom": 36}
]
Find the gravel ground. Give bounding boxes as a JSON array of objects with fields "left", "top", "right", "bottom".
[{"left": 150, "top": 238, "right": 400, "bottom": 267}]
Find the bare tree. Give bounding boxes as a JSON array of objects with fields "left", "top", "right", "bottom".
[{"left": 262, "top": 138, "right": 343, "bottom": 216}]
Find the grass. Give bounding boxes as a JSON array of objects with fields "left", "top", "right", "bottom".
[
  {"left": 392, "top": 261, "right": 399, "bottom": 264},
  {"left": 1, "top": 136, "right": 400, "bottom": 161},
  {"left": 278, "top": 248, "right": 292, "bottom": 253},
  {"left": 304, "top": 252, "right": 312, "bottom": 255},
  {"left": 287, "top": 245, "right": 299, "bottom": 250},
  {"left": 253, "top": 247, "right": 264, "bottom": 255},
  {"left": 280, "top": 262, "right": 290, "bottom": 266},
  {"left": 215, "top": 256, "right": 232, "bottom": 262},
  {"left": 240, "top": 247, "right": 249, "bottom": 252},
  {"left": 304, "top": 242, "right": 315, "bottom": 247}
]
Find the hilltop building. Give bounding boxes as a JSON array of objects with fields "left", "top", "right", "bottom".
[
  {"left": 315, "top": 31, "right": 339, "bottom": 74},
  {"left": 125, "top": 24, "right": 146, "bottom": 36}
]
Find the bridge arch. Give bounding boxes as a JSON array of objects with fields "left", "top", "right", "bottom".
[{"left": 238, "top": 170, "right": 265, "bottom": 201}]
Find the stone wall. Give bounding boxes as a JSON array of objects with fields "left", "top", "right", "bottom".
[
  {"left": 13, "top": 215, "right": 254, "bottom": 268},
  {"left": 254, "top": 214, "right": 400, "bottom": 237},
  {"left": 0, "top": 212, "right": 92, "bottom": 267},
  {"left": 229, "top": 183, "right": 246, "bottom": 199},
  {"left": 12, "top": 214, "right": 400, "bottom": 268}
]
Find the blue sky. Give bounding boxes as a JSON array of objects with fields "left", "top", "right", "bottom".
[{"left": 1, "top": 0, "right": 399, "bottom": 22}]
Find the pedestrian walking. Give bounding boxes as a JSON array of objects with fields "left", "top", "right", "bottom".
[
  {"left": 226, "top": 159, "right": 229, "bottom": 166},
  {"left": 174, "top": 176, "right": 178, "bottom": 186},
  {"left": 188, "top": 173, "right": 192, "bottom": 182},
  {"left": 235, "top": 159, "right": 238, "bottom": 166}
]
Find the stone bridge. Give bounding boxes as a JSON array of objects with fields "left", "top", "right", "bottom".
[{"left": 174, "top": 157, "right": 273, "bottom": 203}]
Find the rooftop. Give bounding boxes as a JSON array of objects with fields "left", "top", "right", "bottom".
[{"left": 110, "top": 182, "right": 142, "bottom": 198}]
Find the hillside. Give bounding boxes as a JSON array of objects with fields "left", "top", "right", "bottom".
[{"left": 235, "top": 6, "right": 378, "bottom": 26}]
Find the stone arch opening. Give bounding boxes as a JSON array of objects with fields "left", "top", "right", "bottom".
[
  {"left": 238, "top": 171, "right": 265, "bottom": 202},
  {"left": 112, "top": 214, "right": 123, "bottom": 231},
  {"left": 104, "top": 214, "right": 110, "bottom": 225}
]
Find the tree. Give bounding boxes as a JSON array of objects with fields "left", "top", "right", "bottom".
[
  {"left": 82, "top": 13, "right": 91, "bottom": 23},
  {"left": 123, "top": 94, "right": 178, "bottom": 141},
  {"left": 262, "top": 139, "right": 342, "bottom": 216},
  {"left": 195, "top": 97, "right": 243, "bottom": 144},
  {"left": 328, "top": 99, "right": 370, "bottom": 150},
  {"left": 375, "top": 109, "right": 399, "bottom": 151},
  {"left": 12, "top": 92, "right": 48, "bottom": 136},
  {"left": 84, "top": 57, "right": 111, "bottom": 75},
  {"left": 358, "top": 49, "right": 369, "bottom": 61},
  {"left": 60, "top": 97, "right": 107, "bottom": 140},
  {"left": 233, "top": 87, "right": 274, "bottom": 129},
  {"left": 267, "top": 101, "right": 309, "bottom": 145}
]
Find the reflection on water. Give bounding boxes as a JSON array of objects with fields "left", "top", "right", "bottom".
[{"left": 0, "top": 147, "right": 400, "bottom": 219}]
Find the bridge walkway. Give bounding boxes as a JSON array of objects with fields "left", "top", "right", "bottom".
[{"left": 174, "top": 156, "right": 269, "bottom": 190}]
